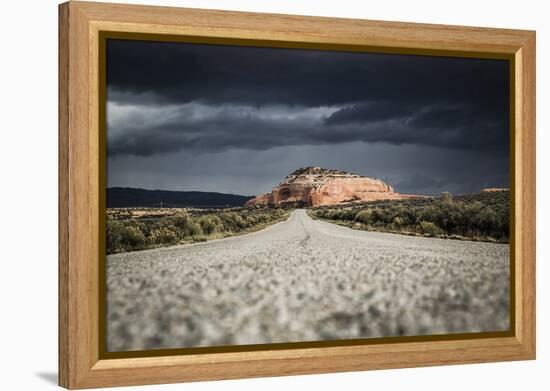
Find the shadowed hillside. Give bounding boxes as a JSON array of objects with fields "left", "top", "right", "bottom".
[{"left": 107, "top": 187, "right": 253, "bottom": 208}]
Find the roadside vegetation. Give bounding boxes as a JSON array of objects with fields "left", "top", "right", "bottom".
[
  {"left": 107, "top": 206, "right": 291, "bottom": 254},
  {"left": 308, "top": 191, "right": 509, "bottom": 243}
]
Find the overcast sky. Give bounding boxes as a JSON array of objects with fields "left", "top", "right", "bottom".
[{"left": 106, "top": 39, "right": 510, "bottom": 196}]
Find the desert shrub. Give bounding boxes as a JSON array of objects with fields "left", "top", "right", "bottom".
[
  {"left": 172, "top": 212, "right": 191, "bottom": 230},
  {"left": 149, "top": 227, "right": 178, "bottom": 245},
  {"left": 206, "top": 215, "right": 225, "bottom": 233},
  {"left": 124, "top": 225, "right": 147, "bottom": 247},
  {"left": 473, "top": 207, "right": 499, "bottom": 237},
  {"left": 324, "top": 210, "right": 334, "bottom": 219},
  {"left": 188, "top": 222, "right": 202, "bottom": 236},
  {"left": 107, "top": 221, "right": 147, "bottom": 253},
  {"left": 355, "top": 209, "right": 374, "bottom": 224},
  {"left": 220, "top": 212, "right": 245, "bottom": 230},
  {"left": 330, "top": 209, "right": 354, "bottom": 220},
  {"left": 255, "top": 213, "right": 268, "bottom": 224},
  {"left": 106, "top": 220, "right": 124, "bottom": 253},
  {"left": 233, "top": 214, "right": 245, "bottom": 228},
  {"left": 441, "top": 191, "right": 453, "bottom": 203},
  {"left": 245, "top": 215, "right": 258, "bottom": 226},
  {"left": 419, "top": 221, "right": 442, "bottom": 236},
  {"left": 391, "top": 216, "right": 404, "bottom": 229},
  {"left": 209, "top": 215, "right": 223, "bottom": 226},
  {"left": 312, "top": 209, "right": 325, "bottom": 219},
  {"left": 197, "top": 216, "right": 217, "bottom": 235}
]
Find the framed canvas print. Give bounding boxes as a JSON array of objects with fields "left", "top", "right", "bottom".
[{"left": 58, "top": 1, "right": 536, "bottom": 389}]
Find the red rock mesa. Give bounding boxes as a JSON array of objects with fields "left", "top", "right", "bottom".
[{"left": 246, "top": 166, "right": 416, "bottom": 207}]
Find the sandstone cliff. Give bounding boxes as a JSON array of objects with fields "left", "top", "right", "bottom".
[{"left": 246, "top": 167, "right": 414, "bottom": 207}]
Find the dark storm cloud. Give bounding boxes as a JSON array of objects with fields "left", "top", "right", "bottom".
[
  {"left": 107, "top": 39, "right": 508, "bottom": 108},
  {"left": 106, "top": 39, "right": 510, "bottom": 195},
  {"left": 323, "top": 102, "right": 507, "bottom": 150},
  {"left": 107, "top": 103, "right": 325, "bottom": 156},
  {"left": 107, "top": 101, "right": 507, "bottom": 158},
  {"left": 107, "top": 39, "right": 509, "bottom": 158}
]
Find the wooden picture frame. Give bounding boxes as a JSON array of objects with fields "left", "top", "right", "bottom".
[{"left": 59, "top": 1, "right": 536, "bottom": 389}]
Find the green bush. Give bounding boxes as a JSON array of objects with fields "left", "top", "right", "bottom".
[
  {"left": 355, "top": 209, "right": 374, "bottom": 224},
  {"left": 106, "top": 220, "right": 124, "bottom": 253},
  {"left": 419, "top": 221, "right": 442, "bottom": 236},
  {"left": 197, "top": 216, "right": 217, "bottom": 234},
  {"left": 391, "top": 216, "right": 404, "bottom": 229},
  {"left": 172, "top": 213, "right": 191, "bottom": 229},
  {"left": 188, "top": 222, "right": 202, "bottom": 236},
  {"left": 106, "top": 221, "right": 147, "bottom": 253},
  {"left": 149, "top": 227, "right": 178, "bottom": 245}
]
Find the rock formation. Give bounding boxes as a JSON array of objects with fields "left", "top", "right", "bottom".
[{"left": 246, "top": 166, "right": 415, "bottom": 207}]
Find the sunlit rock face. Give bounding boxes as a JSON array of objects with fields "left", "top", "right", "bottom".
[{"left": 246, "top": 166, "right": 413, "bottom": 207}]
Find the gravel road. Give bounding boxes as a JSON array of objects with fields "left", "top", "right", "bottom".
[{"left": 107, "top": 209, "right": 510, "bottom": 352}]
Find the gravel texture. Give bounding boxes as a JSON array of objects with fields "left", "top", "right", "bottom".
[{"left": 106, "top": 209, "right": 510, "bottom": 352}]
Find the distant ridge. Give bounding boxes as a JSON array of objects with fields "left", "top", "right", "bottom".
[{"left": 107, "top": 187, "right": 253, "bottom": 208}]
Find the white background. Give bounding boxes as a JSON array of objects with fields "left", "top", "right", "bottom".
[{"left": 0, "top": 0, "right": 547, "bottom": 389}]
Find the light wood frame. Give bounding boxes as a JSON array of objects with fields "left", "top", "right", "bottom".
[{"left": 59, "top": 1, "right": 536, "bottom": 389}]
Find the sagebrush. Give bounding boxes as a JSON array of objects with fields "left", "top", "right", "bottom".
[
  {"left": 309, "top": 191, "right": 509, "bottom": 242},
  {"left": 107, "top": 207, "right": 290, "bottom": 254}
]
